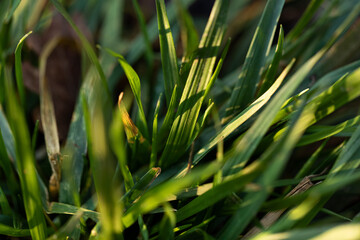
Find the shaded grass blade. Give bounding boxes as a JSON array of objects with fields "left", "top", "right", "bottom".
[
  {"left": 257, "top": 26, "right": 284, "bottom": 97},
  {"left": 226, "top": 0, "right": 285, "bottom": 118}
]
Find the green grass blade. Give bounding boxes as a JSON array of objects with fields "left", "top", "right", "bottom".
[
  {"left": 286, "top": 0, "right": 325, "bottom": 40},
  {"left": 110, "top": 109, "right": 134, "bottom": 191},
  {"left": 274, "top": 66, "right": 360, "bottom": 142},
  {"left": 122, "top": 161, "right": 221, "bottom": 228},
  {"left": 159, "top": 204, "right": 176, "bottom": 240},
  {"left": 257, "top": 26, "right": 284, "bottom": 96},
  {"left": 150, "top": 95, "right": 162, "bottom": 167},
  {"left": 132, "top": 0, "right": 154, "bottom": 66},
  {"left": 121, "top": 167, "right": 161, "bottom": 208},
  {"left": 159, "top": 0, "right": 229, "bottom": 168},
  {"left": 253, "top": 223, "right": 360, "bottom": 240},
  {"left": 50, "top": 0, "right": 111, "bottom": 99},
  {"left": 223, "top": 18, "right": 348, "bottom": 175},
  {"left": 219, "top": 97, "right": 310, "bottom": 240},
  {"left": 4, "top": 69, "right": 47, "bottom": 239},
  {"left": 0, "top": 223, "right": 31, "bottom": 237},
  {"left": 156, "top": 0, "right": 180, "bottom": 105},
  {"left": 188, "top": 59, "right": 294, "bottom": 172},
  {"left": 82, "top": 93, "right": 124, "bottom": 239},
  {"left": 298, "top": 116, "right": 360, "bottom": 146},
  {"left": 175, "top": 0, "right": 199, "bottom": 62},
  {"left": 226, "top": 0, "right": 285, "bottom": 118},
  {"left": 14, "top": 31, "right": 31, "bottom": 108},
  {"left": 105, "top": 49, "right": 149, "bottom": 139},
  {"left": 0, "top": 109, "right": 15, "bottom": 160},
  {"left": 46, "top": 202, "right": 99, "bottom": 222}
]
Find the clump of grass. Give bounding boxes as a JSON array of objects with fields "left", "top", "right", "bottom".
[{"left": 1, "top": 0, "right": 360, "bottom": 239}]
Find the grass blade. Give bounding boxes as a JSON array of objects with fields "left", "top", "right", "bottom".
[
  {"left": 106, "top": 49, "right": 149, "bottom": 139},
  {"left": 160, "top": 0, "right": 229, "bottom": 168},
  {"left": 14, "top": 31, "right": 31, "bottom": 108},
  {"left": 257, "top": 26, "right": 284, "bottom": 97},
  {"left": 226, "top": 0, "right": 285, "bottom": 118},
  {"left": 156, "top": 0, "right": 180, "bottom": 105},
  {"left": 39, "top": 37, "right": 62, "bottom": 199},
  {"left": 4, "top": 68, "right": 47, "bottom": 239},
  {"left": 189, "top": 59, "right": 294, "bottom": 171}
]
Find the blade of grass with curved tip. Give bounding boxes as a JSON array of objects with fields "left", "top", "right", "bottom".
[
  {"left": 156, "top": 0, "right": 180, "bottom": 105},
  {"left": 39, "top": 37, "right": 62, "bottom": 199},
  {"left": 106, "top": 49, "right": 149, "bottom": 139},
  {"left": 226, "top": 0, "right": 285, "bottom": 118},
  {"left": 159, "top": 0, "right": 229, "bottom": 168},
  {"left": 257, "top": 26, "right": 284, "bottom": 97},
  {"left": 14, "top": 31, "right": 31, "bottom": 108},
  {"left": 4, "top": 69, "right": 47, "bottom": 239}
]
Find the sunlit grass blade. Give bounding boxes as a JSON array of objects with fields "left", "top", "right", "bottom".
[
  {"left": 122, "top": 161, "right": 221, "bottom": 228},
  {"left": 257, "top": 26, "right": 284, "bottom": 97},
  {"left": 226, "top": 0, "right": 285, "bottom": 118},
  {"left": 298, "top": 115, "right": 360, "bottom": 146},
  {"left": 185, "top": 59, "right": 294, "bottom": 173},
  {"left": 4, "top": 68, "right": 47, "bottom": 239},
  {"left": 160, "top": 0, "right": 229, "bottom": 168},
  {"left": 274, "top": 66, "right": 360, "bottom": 142},
  {"left": 219, "top": 98, "right": 310, "bottom": 240},
  {"left": 82, "top": 93, "right": 124, "bottom": 239},
  {"left": 156, "top": 0, "right": 180, "bottom": 105},
  {"left": 253, "top": 223, "right": 360, "bottom": 240},
  {"left": 46, "top": 202, "right": 99, "bottom": 222},
  {"left": 39, "top": 37, "right": 62, "bottom": 199},
  {"left": 106, "top": 49, "right": 149, "bottom": 138},
  {"left": 222, "top": 2, "right": 359, "bottom": 175},
  {"left": 121, "top": 167, "right": 161, "bottom": 208},
  {"left": 14, "top": 31, "right": 31, "bottom": 108}
]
